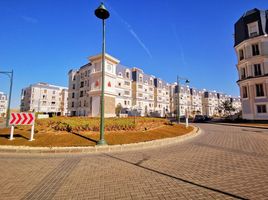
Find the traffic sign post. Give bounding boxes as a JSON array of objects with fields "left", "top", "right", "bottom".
[{"left": 9, "top": 113, "right": 35, "bottom": 141}]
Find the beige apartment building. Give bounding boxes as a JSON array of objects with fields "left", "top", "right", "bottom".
[
  {"left": 153, "top": 78, "right": 170, "bottom": 117},
  {"left": 190, "top": 88, "right": 203, "bottom": 115},
  {"left": 115, "top": 64, "right": 132, "bottom": 113},
  {"left": 68, "top": 53, "right": 241, "bottom": 118},
  {"left": 20, "top": 82, "right": 68, "bottom": 116},
  {"left": 131, "top": 68, "right": 155, "bottom": 116},
  {"left": 235, "top": 8, "right": 268, "bottom": 120},
  {"left": 68, "top": 54, "right": 126, "bottom": 117},
  {"left": 0, "top": 92, "right": 7, "bottom": 117},
  {"left": 202, "top": 91, "right": 219, "bottom": 116}
]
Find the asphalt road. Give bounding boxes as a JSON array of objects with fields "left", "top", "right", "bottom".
[{"left": 0, "top": 123, "right": 268, "bottom": 200}]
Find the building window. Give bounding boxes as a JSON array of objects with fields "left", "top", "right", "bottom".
[
  {"left": 124, "top": 91, "right": 130, "bottom": 95},
  {"left": 72, "top": 93, "right": 75, "bottom": 98},
  {"left": 126, "top": 72, "right": 130, "bottom": 78},
  {"left": 241, "top": 68, "right": 246, "bottom": 79},
  {"left": 72, "top": 84, "right": 75, "bottom": 89},
  {"left": 124, "top": 81, "right": 130, "bottom": 86},
  {"left": 124, "top": 100, "right": 127, "bottom": 105},
  {"left": 118, "top": 82, "right": 121, "bottom": 86},
  {"left": 247, "top": 21, "right": 259, "bottom": 37},
  {"left": 80, "top": 91, "right": 84, "bottom": 97},
  {"left": 257, "top": 105, "right": 266, "bottom": 113},
  {"left": 256, "top": 84, "right": 264, "bottom": 97},
  {"left": 254, "top": 64, "right": 262, "bottom": 76},
  {"left": 252, "top": 44, "right": 260, "bottom": 56},
  {"left": 139, "top": 76, "right": 143, "bottom": 82},
  {"left": 239, "top": 49, "right": 244, "bottom": 60},
  {"left": 80, "top": 81, "right": 84, "bottom": 88}
]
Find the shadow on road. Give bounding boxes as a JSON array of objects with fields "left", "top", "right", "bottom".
[{"left": 105, "top": 154, "right": 248, "bottom": 200}]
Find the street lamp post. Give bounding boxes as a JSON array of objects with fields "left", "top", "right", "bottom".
[
  {"left": 95, "top": 3, "right": 110, "bottom": 145},
  {"left": 0, "top": 70, "right": 13, "bottom": 127},
  {"left": 176, "top": 75, "right": 189, "bottom": 124}
]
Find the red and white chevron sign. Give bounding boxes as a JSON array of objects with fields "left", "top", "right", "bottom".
[{"left": 9, "top": 113, "right": 35, "bottom": 125}]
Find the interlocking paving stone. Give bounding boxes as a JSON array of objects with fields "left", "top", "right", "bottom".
[
  {"left": 0, "top": 124, "right": 268, "bottom": 199},
  {"left": 21, "top": 157, "right": 81, "bottom": 200}
]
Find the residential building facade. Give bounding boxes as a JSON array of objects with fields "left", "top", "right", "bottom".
[
  {"left": 0, "top": 92, "right": 7, "bottom": 117},
  {"left": 190, "top": 88, "right": 203, "bottom": 115},
  {"left": 20, "top": 82, "right": 68, "bottom": 116},
  {"left": 68, "top": 53, "right": 241, "bottom": 118},
  {"left": 131, "top": 68, "right": 155, "bottom": 116},
  {"left": 234, "top": 8, "right": 268, "bottom": 120},
  {"left": 202, "top": 91, "right": 220, "bottom": 116}
]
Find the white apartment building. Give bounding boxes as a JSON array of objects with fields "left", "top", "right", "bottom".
[
  {"left": 0, "top": 92, "right": 7, "bottom": 117},
  {"left": 131, "top": 68, "right": 155, "bottom": 116},
  {"left": 68, "top": 54, "right": 121, "bottom": 117},
  {"left": 169, "top": 83, "right": 192, "bottom": 117},
  {"left": 68, "top": 53, "right": 241, "bottom": 118},
  {"left": 202, "top": 91, "right": 219, "bottom": 116},
  {"left": 115, "top": 64, "right": 132, "bottom": 113},
  {"left": 20, "top": 82, "right": 68, "bottom": 116},
  {"left": 235, "top": 8, "right": 268, "bottom": 120},
  {"left": 68, "top": 54, "right": 168, "bottom": 117},
  {"left": 231, "top": 97, "right": 242, "bottom": 114},
  {"left": 217, "top": 93, "right": 231, "bottom": 116},
  {"left": 190, "top": 88, "right": 203, "bottom": 115},
  {"left": 153, "top": 78, "right": 170, "bottom": 117},
  {"left": 179, "top": 85, "right": 192, "bottom": 116}
]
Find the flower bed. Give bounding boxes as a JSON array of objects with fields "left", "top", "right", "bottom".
[{"left": 33, "top": 116, "right": 167, "bottom": 133}]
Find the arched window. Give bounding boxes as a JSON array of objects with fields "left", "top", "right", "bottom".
[
  {"left": 139, "top": 75, "right": 143, "bottom": 82},
  {"left": 126, "top": 71, "right": 130, "bottom": 78}
]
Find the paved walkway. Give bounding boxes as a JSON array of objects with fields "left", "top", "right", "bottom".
[{"left": 0, "top": 124, "right": 268, "bottom": 199}]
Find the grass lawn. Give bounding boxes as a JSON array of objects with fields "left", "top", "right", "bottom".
[{"left": 0, "top": 123, "right": 193, "bottom": 147}]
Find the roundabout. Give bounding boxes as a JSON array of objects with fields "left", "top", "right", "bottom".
[{"left": 0, "top": 124, "right": 268, "bottom": 199}]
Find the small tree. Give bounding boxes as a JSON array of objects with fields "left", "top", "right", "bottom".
[
  {"left": 115, "top": 104, "right": 123, "bottom": 117},
  {"left": 220, "top": 100, "right": 235, "bottom": 116}
]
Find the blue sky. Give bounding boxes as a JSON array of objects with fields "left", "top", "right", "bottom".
[{"left": 0, "top": 0, "right": 267, "bottom": 108}]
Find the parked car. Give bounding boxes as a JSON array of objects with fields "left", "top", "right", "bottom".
[
  {"left": 203, "top": 115, "right": 212, "bottom": 121},
  {"left": 193, "top": 115, "right": 205, "bottom": 123}
]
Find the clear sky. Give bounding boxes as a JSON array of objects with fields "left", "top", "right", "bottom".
[{"left": 0, "top": 0, "right": 267, "bottom": 108}]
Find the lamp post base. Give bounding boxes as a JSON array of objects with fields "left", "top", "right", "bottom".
[{"left": 97, "top": 139, "right": 107, "bottom": 145}]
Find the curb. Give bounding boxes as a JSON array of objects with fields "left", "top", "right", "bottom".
[
  {"left": 208, "top": 122, "right": 268, "bottom": 130},
  {"left": 0, "top": 126, "right": 201, "bottom": 154}
]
